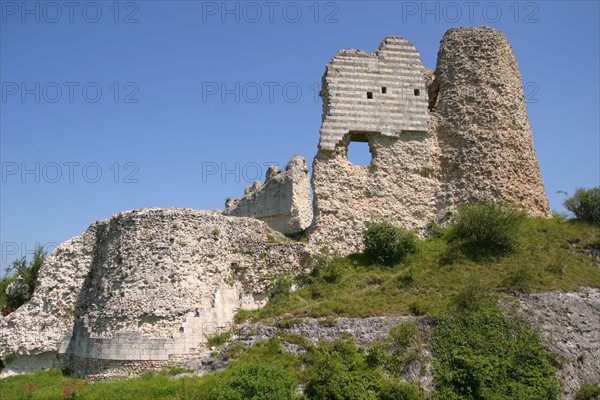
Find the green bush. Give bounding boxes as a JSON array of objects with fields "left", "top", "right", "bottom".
[
  {"left": 1, "top": 245, "right": 46, "bottom": 312},
  {"left": 378, "top": 381, "right": 425, "bottom": 400},
  {"left": 304, "top": 338, "right": 380, "bottom": 400},
  {"left": 564, "top": 187, "right": 600, "bottom": 225},
  {"left": 575, "top": 384, "right": 600, "bottom": 399},
  {"left": 203, "top": 362, "right": 296, "bottom": 400},
  {"left": 304, "top": 337, "right": 424, "bottom": 400},
  {"left": 366, "top": 322, "right": 422, "bottom": 378},
  {"left": 363, "top": 222, "right": 418, "bottom": 265},
  {"left": 445, "top": 201, "right": 526, "bottom": 260},
  {"left": 432, "top": 301, "right": 560, "bottom": 399},
  {"left": 206, "top": 331, "right": 232, "bottom": 348}
]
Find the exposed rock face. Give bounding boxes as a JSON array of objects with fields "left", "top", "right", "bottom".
[
  {"left": 310, "top": 27, "right": 551, "bottom": 255},
  {"left": 508, "top": 288, "right": 600, "bottom": 400},
  {"left": 224, "top": 156, "right": 313, "bottom": 235},
  {"left": 0, "top": 209, "right": 308, "bottom": 378},
  {"left": 189, "top": 316, "right": 435, "bottom": 395}
]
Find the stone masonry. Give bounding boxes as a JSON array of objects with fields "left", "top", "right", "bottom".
[
  {"left": 224, "top": 156, "right": 312, "bottom": 235},
  {"left": 310, "top": 27, "right": 551, "bottom": 254},
  {"left": 0, "top": 209, "right": 308, "bottom": 378}
]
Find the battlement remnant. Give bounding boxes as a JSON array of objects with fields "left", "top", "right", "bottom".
[
  {"left": 318, "top": 36, "right": 430, "bottom": 151},
  {"left": 224, "top": 156, "right": 313, "bottom": 235}
]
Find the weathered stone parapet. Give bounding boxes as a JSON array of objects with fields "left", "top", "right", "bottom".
[{"left": 224, "top": 156, "right": 313, "bottom": 235}]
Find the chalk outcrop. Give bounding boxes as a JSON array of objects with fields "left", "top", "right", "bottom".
[
  {"left": 224, "top": 156, "right": 313, "bottom": 235},
  {"left": 1, "top": 209, "right": 308, "bottom": 378},
  {"left": 509, "top": 288, "right": 600, "bottom": 399}
]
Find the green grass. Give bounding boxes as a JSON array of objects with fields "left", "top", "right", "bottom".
[
  {"left": 206, "top": 331, "right": 233, "bottom": 348},
  {"left": 240, "top": 218, "right": 600, "bottom": 322},
  {"left": 0, "top": 368, "right": 213, "bottom": 400},
  {"left": 0, "top": 217, "right": 597, "bottom": 399}
]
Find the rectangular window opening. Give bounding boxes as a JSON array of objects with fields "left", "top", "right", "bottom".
[
  {"left": 381, "top": 87, "right": 387, "bottom": 94},
  {"left": 367, "top": 91, "right": 373, "bottom": 99}
]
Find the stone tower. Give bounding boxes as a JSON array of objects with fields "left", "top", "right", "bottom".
[
  {"left": 430, "top": 27, "right": 551, "bottom": 217},
  {"left": 310, "top": 27, "right": 551, "bottom": 255}
]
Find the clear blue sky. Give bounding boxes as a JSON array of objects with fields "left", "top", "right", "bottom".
[{"left": 1, "top": 1, "right": 599, "bottom": 273}]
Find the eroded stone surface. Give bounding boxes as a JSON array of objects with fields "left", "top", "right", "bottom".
[
  {"left": 224, "top": 156, "right": 313, "bottom": 235},
  {"left": 0, "top": 225, "right": 98, "bottom": 376},
  {"left": 508, "top": 288, "right": 600, "bottom": 399},
  {"left": 432, "top": 27, "right": 551, "bottom": 217},
  {"left": 1, "top": 209, "right": 308, "bottom": 378}
]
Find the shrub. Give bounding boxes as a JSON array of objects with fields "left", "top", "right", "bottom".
[
  {"left": 502, "top": 264, "right": 534, "bottom": 292},
  {"left": 432, "top": 302, "right": 560, "bottom": 399},
  {"left": 379, "top": 381, "right": 425, "bottom": 400},
  {"left": 564, "top": 187, "right": 600, "bottom": 225},
  {"left": 269, "top": 274, "right": 293, "bottom": 299},
  {"left": 207, "top": 331, "right": 232, "bottom": 348},
  {"left": 575, "top": 384, "right": 600, "bottom": 400},
  {"left": 363, "top": 222, "right": 418, "bottom": 265},
  {"left": 366, "top": 322, "right": 422, "bottom": 378},
  {"left": 2, "top": 246, "right": 46, "bottom": 311},
  {"left": 453, "top": 283, "right": 485, "bottom": 311},
  {"left": 446, "top": 201, "right": 526, "bottom": 260},
  {"left": 203, "top": 362, "right": 296, "bottom": 400},
  {"left": 304, "top": 338, "right": 380, "bottom": 400}
]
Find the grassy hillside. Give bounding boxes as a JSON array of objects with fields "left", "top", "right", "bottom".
[
  {"left": 238, "top": 217, "right": 599, "bottom": 323},
  {"left": 0, "top": 216, "right": 598, "bottom": 399}
]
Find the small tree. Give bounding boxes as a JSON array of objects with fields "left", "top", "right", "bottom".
[
  {"left": 363, "top": 222, "right": 418, "bottom": 266},
  {"left": 3, "top": 246, "right": 46, "bottom": 311},
  {"left": 564, "top": 187, "right": 600, "bottom": 225}
]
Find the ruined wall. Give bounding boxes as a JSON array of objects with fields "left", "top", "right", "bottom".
[
  {"left": 0, "top": 225, "right": 98, "bottom": 376},
  {"left": 1, "top": 209, "right": 308, "bottom": 378},
  {"left": 224, "top": 156, "right": 312, "bottom": 235},
  {"left": 310, "top": 28, "right": 551, "bottom": 255},
  {"left": 310, "top": 36, "right": 440, "bottom": 254}
]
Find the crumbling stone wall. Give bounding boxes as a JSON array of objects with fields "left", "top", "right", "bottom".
[
  {"left": 0, "top": 225, "right": 98, "bottom": 376},
  {"left": 310, "top": 27, "right": 551, "bottom": 254},
  {"left": 224, "top": 156, "right": 313, "bottom": 235},
  {"left": 310, "top": 36, "right": 440, "bottom": 253},
  {"left": 1, "top": 209, "right": 308, "bottom": 378}
]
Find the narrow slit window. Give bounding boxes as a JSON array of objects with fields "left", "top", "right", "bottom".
[
  {"left": 381, "top": 87, "right": 387, "bottom": 94},
  {"left": 367, "top": 91, "right": 373, "bottom": 99},
  {"left": 414, "top": 88, "right": 420, "bottom": 96}
]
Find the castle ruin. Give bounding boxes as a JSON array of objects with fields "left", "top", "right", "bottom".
[
  {"left": 232, "top": 27, "right": 551, "bottom": 254},
  {"left": 0, "top": 27, "right": 552, "bottom": 378}
]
